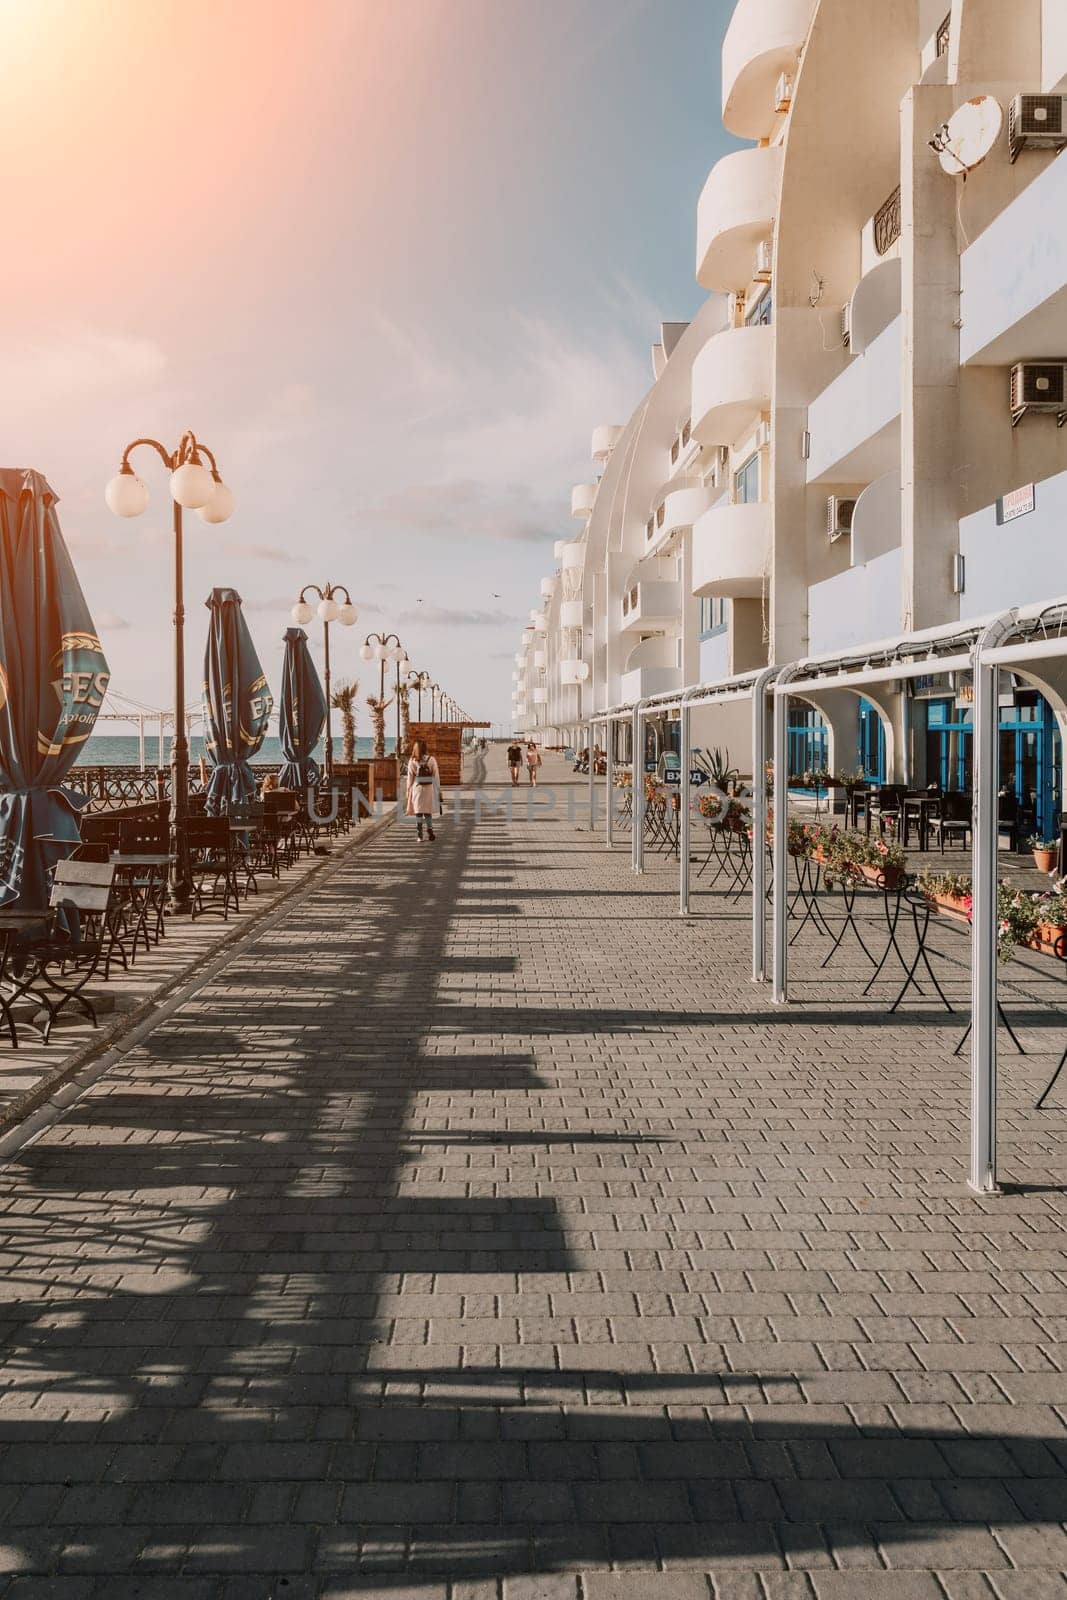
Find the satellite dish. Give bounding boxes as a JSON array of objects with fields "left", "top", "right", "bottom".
[{"left": 935, "top": 94, "right": 1004, "bottom": 176}]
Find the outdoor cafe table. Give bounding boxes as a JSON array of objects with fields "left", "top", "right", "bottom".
[
  {"left": 0, "top": 909, "right": 52, "bottom": 1048},
  {"left": 902, "top": 793, "right": 941, "bottom": 852}
]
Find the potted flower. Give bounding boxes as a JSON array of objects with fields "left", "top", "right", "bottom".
[
  {"left": 1027, "top": 884, "right": 1067, "bottom": 955},
  {"left": 996, "top": 883, "right": 1039, "bottom": 961},
  {"left": 918, "top": 869, "right": 973, "bottom": 919},
  {"left": 1028, "top": 836, "right": 1059, "bottom": 874},
  {"left": 698, "top": 792, "right": 723, "bottom": 822}
]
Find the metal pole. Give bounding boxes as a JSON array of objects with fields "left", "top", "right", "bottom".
[
  {"left": 138, "top": 713, "right": 145, "bottom": 772},
  {"left": 632, "top": 703, "right": 645, "bottom": 874},
  {"left": 679, "top": 695, "right": 692, "bottom": 914},
  {"left": 605, "top": 716, "right": 614, "bottom": 849},
  {"left": 970, "top": 611, "right": 1016, "bottom": 1194},
  {"left": 395, "top": 661, "right": 402, "bottom": 756},
  {"left": 587, "top": 719, "right": 595, "bottom": 830},
  {"left": 751, "top": 666, "right": 777, "bottom": 983},
  {"left": 170, "top": 497, "right": 192, "bottom": 912},
  {"left": 322, "top": 617, "right": 333, "bottom": 783},
  {"left": 771, "top": 669, "right": 793, "bottom": 1005}
]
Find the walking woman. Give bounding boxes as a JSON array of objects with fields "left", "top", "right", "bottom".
[
  {"left": 405, "top": 737, "right": 440, "bottom": 842},
  {"left": 525, "top": 740, "right": 542, "bottom": 787}
]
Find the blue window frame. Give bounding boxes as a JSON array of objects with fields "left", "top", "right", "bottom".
[
  {"left": 747, "top": 289, "right": 773, "bottom": 326},
  {"left": 858, "top": 697, "right": 886, "bottom": 782},
  {"left": 787, "top": 701, "right": 828, "bottom": 782}
]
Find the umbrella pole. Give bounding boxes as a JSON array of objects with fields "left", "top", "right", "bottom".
[
  {"left": 170, "top": 497, "right": 193, "bottom": 914},
  {"left": 323, "top": 616, "right": 333, "bottom": 785}
]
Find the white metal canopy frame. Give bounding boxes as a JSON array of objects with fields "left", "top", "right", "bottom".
[{"left": 576, "top": 591, "right": 1067, "bottom": 1199}]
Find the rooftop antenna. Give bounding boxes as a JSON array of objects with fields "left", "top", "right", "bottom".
[{"left": 929, "top": 95, "right": 1004, "bottom": 177}]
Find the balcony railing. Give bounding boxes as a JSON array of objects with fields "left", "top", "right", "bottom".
[{"left": 874, "top": 185, "right": 901, "bottom": 257}]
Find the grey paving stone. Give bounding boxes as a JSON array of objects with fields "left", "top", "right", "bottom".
[{"left": 0, "top": 759, "right": 1064, "bottom": 1592}]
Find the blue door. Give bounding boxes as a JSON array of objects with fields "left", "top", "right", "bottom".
[{"left": 858, "top": 698, "right": 886, "bottom": 782}]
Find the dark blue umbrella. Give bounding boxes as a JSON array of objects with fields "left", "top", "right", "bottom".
[
  {"left": 202, "top": 587, "right": 273, "bottom": 815},
  {"left": 278, "top": 626, "right": 326, "bottom": 791},
  {"left": 0, "top": 469, "right": 110, "bottom": 910}
]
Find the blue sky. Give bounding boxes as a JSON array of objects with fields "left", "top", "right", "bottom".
[{"left": 2, "top": 0, "right": 738, "bottom": 730}]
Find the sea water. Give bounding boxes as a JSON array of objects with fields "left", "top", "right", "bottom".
[{"left": 75, "top": 734, "right": 394, "bottom": 768}]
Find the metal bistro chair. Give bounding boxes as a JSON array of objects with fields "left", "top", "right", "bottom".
[
  {"left": 929, "top": 790, "right": 973, "bottom": 853},
  {"left": 871, "top": 785, "right": 907, "bottom": 841},
  {"left": 187, "top": 816, "right": 240, "bottom": 920},
  {"left": 22, "top": 860, "right": 118, "bottom": 1042}
]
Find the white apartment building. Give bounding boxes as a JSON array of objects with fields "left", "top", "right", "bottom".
[{"left": 513, "top": 0, "right": 1067, "bottom": 835}]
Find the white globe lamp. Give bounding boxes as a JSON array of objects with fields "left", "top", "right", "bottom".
[
  {"left": 105, "top": 471, "right": 149, "bottom": 518},
  {"left": 291, "top": 601, "right": 314, "bottom": 625},
  {"left": 196, "top": 479, "right": 235, "bottom": 524},
  {"left": 169, "top": 459, "right": 216, "bottom": 509},
  {"left": 318, "top": 597, "right": 340, "bottom": 623},
  {"left": 338, "top": 603, "right": 357, "bottom": 626}
]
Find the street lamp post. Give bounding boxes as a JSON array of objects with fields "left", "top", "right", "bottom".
[
  {"left": 360, "top": 632, "right": 409, "bottom": 757},
  {"left": 429, "top": 681, "right": 441, "bottom": 721},
  {"left": 105, "top": 430, "right": 234, "bottom": 913},
  {"left": 290, "top": 583, "right": 357, "bottom": 783},
  {"left": 405, "top": 669, "right": 429, "bottom": 722}
]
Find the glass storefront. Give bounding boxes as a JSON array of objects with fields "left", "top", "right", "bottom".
[{"left": 924, "top": 688, "right": 1061, "bottom": 834}]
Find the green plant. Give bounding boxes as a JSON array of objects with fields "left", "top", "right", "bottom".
[
  {"left": 706, "top": 746, "right": 740, "bottom": 791},
  {"left": 918, "top": 869, "right": 973, "bottom": 906},
  {"left": 1027, "top": 836, "right": 1059, "bottom": 853}
]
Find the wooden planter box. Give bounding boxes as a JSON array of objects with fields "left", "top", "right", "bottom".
[
  {"left": 926, "top": 891, "right": 972, "bottom": 920},
  {"left": 1026, "top": 923, "right": 1067, "bottom": 958}
]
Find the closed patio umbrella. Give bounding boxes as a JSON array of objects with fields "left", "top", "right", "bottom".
[
  {"left": 202, "top": 587, "right": 273, "bottom": 815},
  {"left": 278, "top": 626, "right": 326, "bottom": 791},
  {"left": 0, "top": 469, "right": 110, "bottom": 909}
]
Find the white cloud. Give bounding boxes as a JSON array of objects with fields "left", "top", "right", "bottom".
[{"left": 3, "top": 328, "right": 166, "bottom": 413}]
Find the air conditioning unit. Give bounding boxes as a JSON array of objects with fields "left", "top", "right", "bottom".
[
  {"left": 1008, "top": 94, "right": 1067, "bottom": 162},
  {"left": 1010, "top": 361, "right": 1067, "bottom": 426},
  {"left": 774, "top": 72, "right": 793, "bottom": 114},
  {"left": 841, "top": 302, "right": 852, "bottom": 350},
  {"left": 827, "top": 495, "right": 855, "bottom": 543},
  {"left": 754, "top": 420, "right": 771, "bottom": 450},
  {"left": 753, "top": 238, "right": 773, "bottom": 284}
]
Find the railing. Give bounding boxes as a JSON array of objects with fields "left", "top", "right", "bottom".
[
  {"left": 936, "top": 12, "right": 951, "bottom": 56},
  {"left": 70, "top": 763, "right": 283, "bottom": 810},
  {"left": 873, "top": 184, "right": 901, "bottom": 257}
]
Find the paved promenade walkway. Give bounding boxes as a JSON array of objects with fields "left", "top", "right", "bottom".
[{"left": 0, "top": 750, "right": 1066, "bottom": 1598}]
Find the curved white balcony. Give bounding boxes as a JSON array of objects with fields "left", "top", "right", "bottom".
[
  {"left": 560, "top": 659, "right": 590, "bottom": 685},
  {"left": 696, "top": 146, "right": 781, "bottom": 293},
  {"left": 591, "top": 424, "right": 624, "bottom": 463},
  {"left": 621, "top": 578, "right": 682, "bottom": 633},
  {"left": 646, "top": 483, "right": 717, "bottom": 552},
  {"left": 561, "top": 540, "right": 585, "bottom": 570},
  {"left": 540, "top": 576, "right": 557, "bottom": 598},
  {"left": 692, "top": 500, "right": 772, "bottom": 600},
  {"left": 532, "top": 688, "right": 547, "bottom": 705},
  {"left": 571, "top": 483, "right": 597, "bottom": 519},
  {"left": 559, "top": 599, "right": 584, "bottom": 629},
  {"left": 691, "top": 324, "right": 773, "bottom": 448},
  {"left": 721, "top": 0, "right": 815, "bottom": 139}
]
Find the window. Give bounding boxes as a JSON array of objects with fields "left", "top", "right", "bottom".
[
  {"left": 700, "top": 597, "right": 726, "bottom": 638},
  {"left": 746, "top": 288, "right": 773, "bottom": 326},
  {"left": 734, "top": 453, "right": 759, "bottom": 505}
]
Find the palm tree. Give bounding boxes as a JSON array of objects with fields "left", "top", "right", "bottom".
[
  {"left": 330, "top": 679, "right": 359, "bottom": 764},
  {"left": 398, "top": 683, "right": 411, "bottom": 758},
  {"left": 367, "top": 694, "right": 393, "bottom": 761}
]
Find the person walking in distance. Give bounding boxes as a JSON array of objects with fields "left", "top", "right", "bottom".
[
  {"left": 405, "top": 737, "right": 440, "bottom": 842},
  {"left": 525, "top": 740, "right": 542, "bottom": 787},
  {"left": 507, "top": 741, "right": 522, "bottom": 786}
]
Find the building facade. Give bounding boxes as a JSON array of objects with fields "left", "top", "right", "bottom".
[{"left": 513, "top": 0, "right": 1067, "bottom": 831}]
